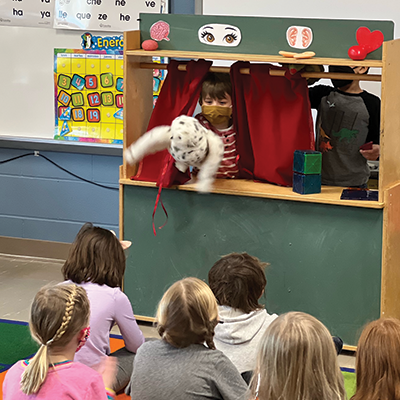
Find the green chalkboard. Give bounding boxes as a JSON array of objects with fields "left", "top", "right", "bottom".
[
  {"left": 140, "top": 14, "right": 394, "bottom": 60},
  {"left": 123, "top": 186, "right": 382, "bottom": 345}
]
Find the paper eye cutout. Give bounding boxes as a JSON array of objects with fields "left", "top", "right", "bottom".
[
  {"left": 198, "top": 24, "right": 242, "bottom": 47},
  {"left": 286, "top": 26, "right": 313, "bottom": 49}
]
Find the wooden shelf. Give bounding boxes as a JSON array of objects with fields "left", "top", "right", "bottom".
[
  {"left": 119, "top": 178, "right": 384, "bottom": 209},
  {"left": 125, "top": 49, "right": 383, "bottom": 68}
]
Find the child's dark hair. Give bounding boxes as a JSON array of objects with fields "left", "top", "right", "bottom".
[
  {"left": 208, "top": 252, "right": 268, "bottom": 314},
  {"left": 199, "top": 72, "right": 232, "bottom": 105},
  {"left": 156, "top": 277, "right": 219, "bottom": 349},
  {"left": 62, "top": 222, "right": 126, "bottom": 288}
]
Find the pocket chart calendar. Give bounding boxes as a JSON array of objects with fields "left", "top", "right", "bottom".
[{"left": 54, "top": 48, "right": 124, "bottom": 144}]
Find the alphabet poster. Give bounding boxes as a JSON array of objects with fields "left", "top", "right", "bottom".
[
  {"left": 0, "top": 0, "right": 54, "bottom": 28},
  {"left": 54, "top": 0, "right": 168, "bottom": 32}
]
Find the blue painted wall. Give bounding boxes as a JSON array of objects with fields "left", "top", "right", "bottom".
[{"left": 0, "top": 148, "right": 120, "bottom": 243}]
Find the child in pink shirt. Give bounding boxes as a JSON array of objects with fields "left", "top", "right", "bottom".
[
  {"left": 3, "top": 283, "right": 116, "bottom": 399},
  {"left": 62, "top": 223, "right": 145, "bottom": 392}
]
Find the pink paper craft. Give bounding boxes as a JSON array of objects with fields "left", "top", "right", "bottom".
[{"left": 150, "top": 21, "right": 171, "bottom": 41}]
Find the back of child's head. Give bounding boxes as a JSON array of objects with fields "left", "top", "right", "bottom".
[
  {"left": 21, "top": 283, "right": 90, "bottom": 395},
  {"left": 199, "top": 72, "right": 232, "bottom": 105},
  {"left": 250, "top": 311, "right": 345, "bottom": 400},
  {"left": 62, "top": 222, "right": 126, "bottom": 288},
  {"left": 156, "top": 277, "right": 218, "bottom": 349},
  {"left": 352, "top": 318, "right": 400, "bottom": 400},
  {"left": 208, "top": 252, "right": 267, "bottom": 314}
]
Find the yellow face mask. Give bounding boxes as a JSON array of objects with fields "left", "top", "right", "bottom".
[{"left": 201, "top": 105, "right": 232, "bottom": 126}]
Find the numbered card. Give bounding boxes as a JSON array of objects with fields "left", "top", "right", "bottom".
[
  {"left": 53, "top": 0, "right": 168, "bottom": 32},
  {"left": 0, "top": 0, "right": 54, "bottom": 28}
]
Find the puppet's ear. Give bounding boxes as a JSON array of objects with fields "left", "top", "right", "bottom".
[{"left": 125, "top": 125, "right": 171, "bottom": 164}]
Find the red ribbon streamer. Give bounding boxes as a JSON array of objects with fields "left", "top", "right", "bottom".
[{"left": 152, "top": 154, "right": 172, "bottom": 236}]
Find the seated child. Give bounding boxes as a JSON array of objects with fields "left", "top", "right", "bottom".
[
  {"left": 195, "top": 72, "right": 239, "bottom": 179},
  {"left": 209, "top": 253, "right": 342, "bottom": 378},
  {"left": 351, "top": 318, "right": 400, "bottom": 400},
  {"left": 62, "top": 223, "right": 145, "bottom": 392},
  {"left": 208, "top": 253, "right": 278, "bottom": 373},
  {"left": 309, "top": 65, "right": 380, "bottom": 187},
  {"left": 127, "top": 277, "right": 248, "bottom": 400},
  {"left": 3, "top": 283, "right": 116, "bottom": 399},
  {"left": 249, "top": 312, "right": 346, "bottom": 400}
]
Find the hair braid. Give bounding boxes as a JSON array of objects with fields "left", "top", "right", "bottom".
[
  {"left": 205, "top": 319, "right": 216, "bottom": 350},
  {"left": 21, "top": 284, "right": 89, "bottom": 395},
  {"left": 48, "top": 285, "right": 77, "bottom": 345}
]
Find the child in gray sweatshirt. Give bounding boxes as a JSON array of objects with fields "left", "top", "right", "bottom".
[{"left": 208, "top": 253, "right": 278, "bottom": 374}]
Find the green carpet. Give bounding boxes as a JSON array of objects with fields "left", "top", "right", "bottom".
[
  {"left": 342, "top": 369, "right": 356, "bottom": 398},
  {"left": 0, "top": 319, "right": 39, "bottom": 370},
  {"left": 0, "top": 318, "right": 357, "bottom": 396}
]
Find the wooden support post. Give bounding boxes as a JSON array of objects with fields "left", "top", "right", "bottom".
[
  {"left": 381, "top": 182, "right": 400, "bottom": 318},
  {"left": 379, "top": 40, "right": 400, "bottom": 197},
  {"left": 123, "top": 32, "right": 153, "bottom": 180}
]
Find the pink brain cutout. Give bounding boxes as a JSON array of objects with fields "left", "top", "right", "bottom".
[{"left": 150, "top": 21, "right": 170, "bottom": 41}]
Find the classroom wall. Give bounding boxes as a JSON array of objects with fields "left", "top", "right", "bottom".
[
  {"left": 0, "top": 0, "right": 195, "bottom": 244},
  {"left": 0, "top": 147, "right": 120, "bottom": 243},
  {"left": 171, "top": 0, "right": 195, "bottom": 14}
]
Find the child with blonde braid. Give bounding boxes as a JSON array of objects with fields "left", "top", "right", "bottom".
[
  {"left": 3, "top": 283, "right": 117, "bottom": 399},
  {"left": 127, "top": 277, "right": 248, "bottom": 400}
]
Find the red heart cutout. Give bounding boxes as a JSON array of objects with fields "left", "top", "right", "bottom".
[{"left": 356, "top": 27, "right": 384, "bottom": 53}]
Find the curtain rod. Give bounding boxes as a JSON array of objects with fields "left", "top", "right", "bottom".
[{"left": 140, "top": 62, "right": 381, "bottom": 81}]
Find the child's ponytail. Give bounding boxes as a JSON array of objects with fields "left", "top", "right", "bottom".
[
  {"left": 20, "top": 344, "right": 50, "bottom": 395},
  {"left": 20, "top": 284, "right": 89, "bottom": 395},
  {"left": 204, "top": 319, "right": 217, "bottom": 350}
]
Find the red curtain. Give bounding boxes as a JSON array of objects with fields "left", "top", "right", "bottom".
[
  {"left": 133, "top": 59, "right": 212, "bottom": 186},
  {"left": 231, "top": 62, "right": 314, "bottom": 186}
]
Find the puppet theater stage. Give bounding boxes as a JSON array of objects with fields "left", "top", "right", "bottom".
[{"left": 120, "top": 14, "right": 400, "bottom": 347}]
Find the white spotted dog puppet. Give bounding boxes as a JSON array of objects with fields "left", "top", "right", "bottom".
[{"left": 125, "top": 115, "right": 224, "bottom": 193}]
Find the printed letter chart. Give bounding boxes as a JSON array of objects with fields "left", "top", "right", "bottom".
[
  {"left": 54, "top": 49, "right": 123, "bottom": 144},
  {"left": 0, "top": 0, "right": 54, "bottom": 28},
  {"left": 54, "top": 0, "right": 168, "bottom": 32}
]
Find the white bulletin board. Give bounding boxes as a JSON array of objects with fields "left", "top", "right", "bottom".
[
  {"left": 0, "top": 27, "right": 85, "bottom": 139},
  {"left": 0, "top": 0, "right": 168, "bottom": 141},
  {"left": 54, "top": 0, "right": 167, "bottom": 32},
  {"left": 202, "top": 0, "right": 399, "bottom": 98},
  {"left": 0, "top": 0, "right": 54, "bottom": 28},
  {"left": 202, "top": 0, "right": 399, "bottom": 37}
]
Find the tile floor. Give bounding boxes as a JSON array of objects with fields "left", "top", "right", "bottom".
[{"left": 0, "top": 253, "right": 354, "bottom": 367}]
